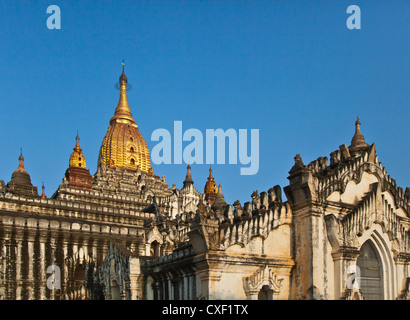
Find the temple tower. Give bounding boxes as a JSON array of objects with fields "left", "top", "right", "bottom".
[
  {"left": 6, "top": 151, "right": 39, "bottom": 198},
  {"left": 204, "top": 167, "right": 218, "bottom": 205},
  {"left": 98, "top": 62, "right": 152, "bottom": 173},
  {"left": 64, "top": 133, "right": 93, "bottom": 190}
]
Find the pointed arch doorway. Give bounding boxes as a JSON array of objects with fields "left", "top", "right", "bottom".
[{"left": 357, "top": 240, "right": 384, "bottom": 300}]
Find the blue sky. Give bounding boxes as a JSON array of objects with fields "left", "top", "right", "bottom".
[{"left": 0, "top": 1, "right": 409, "bottom": 204}]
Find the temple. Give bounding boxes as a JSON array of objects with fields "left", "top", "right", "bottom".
[{"left": 0, "top": 66, "right": 409, "bottom": 300}]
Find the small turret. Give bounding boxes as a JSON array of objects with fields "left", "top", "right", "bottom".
[
  {"left": 64, "top": 134, "right": 93, "bottom": 190},
  {"left": 40, "top": 182, "right": 47, "bottom": 199},
  {"left": 349, "top": 117, "right": 369, "bottom": 153},
  {"left": 183, "top": 164, "right": 194, "bottom": 188},
  {"left": 69, "top": 132, "right": 87, "bottom": 169},
  {"left": 6, "top": 150, "right": 39, "bottom": 198},
  {"left": 204, "top": 166, "right": 218, "bottom": 205},
  {"left": 212, "top": 184, "right": 227, "bottom": 209}
]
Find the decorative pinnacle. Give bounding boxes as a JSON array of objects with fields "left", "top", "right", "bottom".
[
  {"left": 208, "top": 165, "right": 214, "bottom": 180},
  {"left": 120, "top": 59, "right": 127, "bottom": 83},
  {"left": 204, "top": 165, "right": 218, "bottom": 195},
  {"left": 111, "top": 60, "right": 134, "bottom": 125},
  {"left": 16, "top": 148, "right": 28, "bottom": 174},
  {"left": 73, "top": 131, "right": 82, "bottom": 153},
  {"left": 212, "top": 183, "right": 227, "bottom": 208},
  {"left": 350, "top": 116, "right": 368, "bottom": 151},
  {"left": 183, "top": 163, "right": 194, "bottom": 187},
  {"left": 41, "top": 182, "right": 46, "bottom": 199}
]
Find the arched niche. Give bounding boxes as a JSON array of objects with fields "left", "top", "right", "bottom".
[{"left": 357, "top": 240, "right": 384, "bottom": 300}]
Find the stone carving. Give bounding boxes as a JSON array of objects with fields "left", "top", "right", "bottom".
[
  {"left": 213, "top": 206, "right": 226, "bottom": 223},
  {"left": 324, "top": 214, "right": 342, "bottom": 249},
  {"left": 260, "top": 192, "right": 269, "bottom": 210},
  {"left": 405, "top": 188, "right": 410, "bottom": 200},
  {"left": 232, "top": 200, "right": 252, "bottom": 220},
  {"left": 243, "top": 265, "right": 284, "bottom": 300},
  {"left": 243, "top": 202, "right": 252, "bottom": 219},
  {"left": 196, "top": 200, "right": 213, "bottom": 220},
  {"left": 64, "top": 250, "right": 98, "bottom": 300},
  {"left": 224, "top": 205, "right": 235, "bottom": 225},
  {"left": 141, "top": 195, "right": 159, "bottom": 214},
  {"left": 251, "top": 191, "right": 261, "bottom": 211},
  {"left": 290, "top": 154, "right": 306, "bottom": 173},
  {"left": 98, "top": 241, "right": 131, "bottom": 300},
  {"left": 330, "top": 150, "right": 341, "bottom": 167},
  {"left": 340, "top": 288, "right": 364, "bottom": 300},
  {"left": 231, "top": 200, "right": 244, "bottom": 222},
  {"left": 397, "top": 278, "right": 410, "bottom": 300},
  {"left": 268, "top": 185, "right": 282, "bottom": 204},
  {"left": 367, "top": 143, "right": 376, "bottom": 163},
  {"left": 339, "top": 144, "right": 351, "bottom": 161}
]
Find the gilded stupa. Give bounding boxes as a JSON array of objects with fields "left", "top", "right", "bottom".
[
  {"left": 204, "top": 166, "right": 218, "bottom": 205},
  {"left": 64, "top": 133, "right": 93, "bottom": 190},
  {"left": 98, "top": 62, "right": 152, "bottom": 173},
  {"left": 69, "top": 132, "right": 87, "bottom": 168}
]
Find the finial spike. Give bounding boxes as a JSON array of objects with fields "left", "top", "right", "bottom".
[
  {"left": 40, "top": 181, "right": 46, "bottom": 199},
  {"left": 208, "top": 165, "right": 214, "bottom": 180},
  {"left": 183, "top": 163, "right": 194, "bottom": 187},
  {"left": 119, "top": 59, "right": 128, "bottom": 85},
  {"left": 73, "top": 131, "right": 82, "bottom": 153},
  {"left": 111, "top": 60, "right": 133, "bottom": 124},
  {"left": 16, "top": 148, "right": 27, "bottom": 173}
]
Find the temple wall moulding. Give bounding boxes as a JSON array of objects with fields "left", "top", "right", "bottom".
[
  {"left": 325, "top": 182, "right": 410, "bottom": 257},
  {"left": 98, "top": 241, "right": 132, "bottom": 300},
  {"left": 319, "top": 159, "right": 409, "bottom": 213}
]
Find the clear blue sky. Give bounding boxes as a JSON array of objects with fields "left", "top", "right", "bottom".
[{"left": 0, "top": 1, "right": 409, "bottom": 204}]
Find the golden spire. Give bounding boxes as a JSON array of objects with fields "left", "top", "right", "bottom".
[
  {"left": 110, "top": 60, "right": 135, "bottom": 125},
  {"left": 40, "top": 182, "right": 46, "bottom": 199},
  {"left": 204, "top": 166, "right": 218, "bottom": 194},
  {"left": 98, "top": 62, "right": 152, "bottom": 173},
  {"left": 69, "top": 132, "right": 87, "bottom": 168}
]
